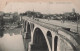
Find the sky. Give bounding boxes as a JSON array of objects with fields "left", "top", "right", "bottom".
[
  {"left": 0, "top": 0, "right": 80, "bottom": 12},
  {"left": 2, "top": 2, "right": 80, "bottom": 14}
]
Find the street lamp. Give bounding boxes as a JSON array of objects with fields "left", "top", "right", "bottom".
[
  {"left": 73, "top": 8, "right": 79, "bottom": 34},
  {"left": 74, "top": 12, "right": 79, "bottom": 34},
  {"left": 77, "top": 13, "right": 79, "bottom": 34}
]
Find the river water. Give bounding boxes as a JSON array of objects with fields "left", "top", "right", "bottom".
[{"left": 0, "top": 28, "right": 25, "bottom": 51}]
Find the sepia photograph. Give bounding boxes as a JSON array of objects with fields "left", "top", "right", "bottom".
[{"left": 0, "top": 0, "right": 80, "bottom": 51}]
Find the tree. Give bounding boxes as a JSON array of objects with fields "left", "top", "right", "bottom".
[
  {"left": 12, "top": 12, "right": 19, "bottom": 23},
  {"left": 0, "top": 11, "right": 5, "bottom": 26}
]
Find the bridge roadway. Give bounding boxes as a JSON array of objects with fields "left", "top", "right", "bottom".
[
  {"left": 23, "top": 17, "right": 61, "bottom": 32},
  {"left": 22, "top": 16, "right": 80, "bottom": 51},
  {"left": 23, "top": 16, "right": 80, "bottom": 34},
  {"left": 39, "top": 19, "right": 80, "bottom": 34}
]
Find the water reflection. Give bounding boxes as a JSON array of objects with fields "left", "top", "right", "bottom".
[
  {"left": 0, "top": 28, "right": 4, "bottom": 37},
  {"left": 0, "top": 19, "right": 22, "bottom": 37},
  {"left": 4, "top": 27, "right": 22, "bottom": 35},
  {"left": 0, "top": 20, "right": 4, "bottom": 37},
  {"left": 0, "top": 26, "right": 22, "bottom": 38}
]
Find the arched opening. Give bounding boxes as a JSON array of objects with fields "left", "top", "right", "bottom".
[
  {"left": 26, "top": 22, "right": 31, "bottom": 39},
  {"left": 24, "top": 21, "right": 26, "bottom": 32},
  {"left": 30, "top": 23, "right": 34, "bottom": 32},
  {"left": 0, "top": 29, "right": 4, "bottom": 37},
  {"left": 47, "top": 31, "right": 52, "bottom": 50},
  {"left": 32, "top": 24, "right": 34, "bottom": 32},
  {"left": 31, "top": 28, "right": 49, "bottom": 51},
  {"left": 54, "top": 36, "right": 58, "bottom": 51}
]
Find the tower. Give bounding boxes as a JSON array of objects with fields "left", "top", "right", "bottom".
[{"left": 72, "top": 8, "right": 75, "bottom": 13}]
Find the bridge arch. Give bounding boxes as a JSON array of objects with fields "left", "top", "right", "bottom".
[
  {"left": 24, "top": 21, "right": 27, "bottom": 32},
  {"left": 47, "top": 31, "right": 52, "bottom": 50},
  {"left": 27, "top": 22, "right": 31, "bottom": 34},
  {"left": 30, "top": 23, "right": 34, "bottom": 32},
  {"left": 32, "top": 24, "right": 34, "bottom": 31},
  {"left": 54, "top": 36, "right": 58, "bottom": 51},
  {"left": 31, "top": 27, "right": 49, "bottom": 51},
  {"left": 26, "top": 22, "right": 31, "bottom": 39},
  {"left": 58, "top": 34, "right": 76, "bottom": 51}
]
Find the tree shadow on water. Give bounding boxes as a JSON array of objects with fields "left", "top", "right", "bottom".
[{"left": 0, "top": 28, "right": 4, "bottom": 38}]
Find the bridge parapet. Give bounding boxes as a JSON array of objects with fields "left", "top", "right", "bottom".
[{"left": 58, "top": 28, "right": 80, "bottom": 51}]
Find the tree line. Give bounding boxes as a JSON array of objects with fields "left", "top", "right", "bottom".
[{"left": 20, "top": 10, "right": 80, "bottom": 22}]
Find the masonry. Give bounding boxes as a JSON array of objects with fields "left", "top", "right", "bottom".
[{"left": 22, "top": 17, "right": 80, "bottom": 51}]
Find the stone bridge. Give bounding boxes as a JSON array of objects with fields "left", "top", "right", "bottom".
[{"left": 22, "top": 17, "right": 80, "bottom": 51}]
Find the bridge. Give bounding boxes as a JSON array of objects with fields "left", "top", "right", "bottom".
[{"left": 22, "top": 16, "right": 80, "bottom": 51}]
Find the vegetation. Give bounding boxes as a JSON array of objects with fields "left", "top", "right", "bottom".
[
  {"left": 0, "top": 11, "right": 21, "bottom": 30},
  {"left": 20, "top": 10, "right": 80, "bottom": 22}
]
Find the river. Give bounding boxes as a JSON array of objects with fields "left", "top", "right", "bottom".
[{"left": 0, "top": 27, "right": 25, "bottom": 51}]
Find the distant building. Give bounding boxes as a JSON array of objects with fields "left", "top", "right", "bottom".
[{"left": 3, "top": 13, "right": 13, "bottom": 19}]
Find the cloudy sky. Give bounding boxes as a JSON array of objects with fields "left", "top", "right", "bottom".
[
  {"left": 0, "top": 0, "right": 80, "bottom": 12},
  {"left": 2, "top": 2, "right": 80, "bottom": 14}
]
